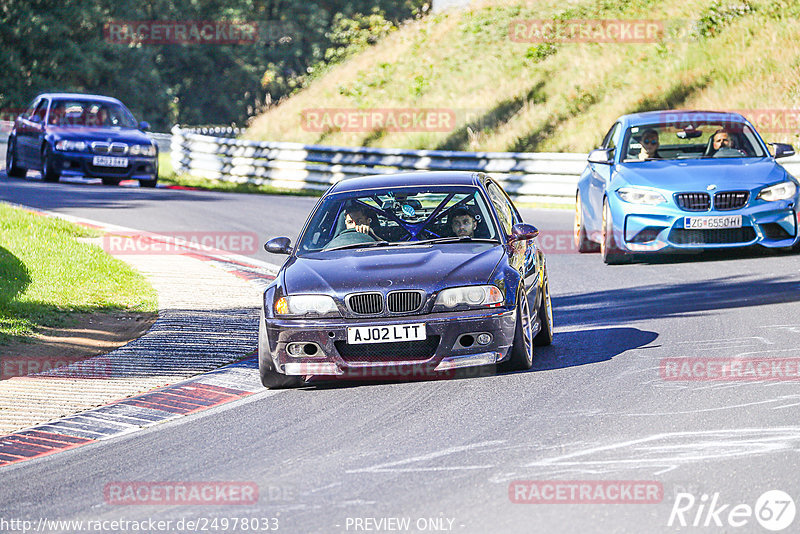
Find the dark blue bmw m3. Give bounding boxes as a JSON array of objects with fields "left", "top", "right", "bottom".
[
  {"left": 5, "top": 93, "right": 158, "bottom": 187},
  {"left": 259, "top": 171, "right": 553, "bottom": 388}
]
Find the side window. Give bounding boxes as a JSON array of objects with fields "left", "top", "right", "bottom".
[
  {"left": 486, "top": 181, "right": 514, "bottom": 235},
  {"left": 603, "top": 123, "right": 622, "bottom": 149},
  {"left": 31, "top": 100, "right": 48, "bottom": 122},
  {"left": 24, "top": 99, "right": 39, "bottom": 118}
]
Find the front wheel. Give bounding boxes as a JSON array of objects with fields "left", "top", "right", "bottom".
[
  {"left": 601, "top": 198, "right": 629, "bottom": 265},
  {"left": 5, "top": 137, "right": 27, "bottom": 178},
  {"left": 41, "top": 146, "right": 60, "bottom": 182},
  {"left": 259, "top": 361, "right": 306, "bottom": 389},
  {"left": 499, "top": 290, "right": 534, "bottom": 372}
]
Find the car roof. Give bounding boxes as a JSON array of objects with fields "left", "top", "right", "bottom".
[
  {"left": 619, "top": 110, "right": 749, "bottom": 127},
  {"left": 34, "top": 93, "right": 123, "bottom": 105},
  {"left": 326, "top": 171, "right": 484, "bottom": 194}
]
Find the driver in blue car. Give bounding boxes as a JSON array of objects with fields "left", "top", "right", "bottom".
[{"left": 638, "top": 129, "right": 662, "bottom": 160}]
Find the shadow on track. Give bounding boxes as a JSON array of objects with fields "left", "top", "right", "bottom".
[
  {"left": 553, "top": 274, "right": 800, "bottom": 327},
  {"left": 531, "top": 327, "right": 658, "bottom": 371}
]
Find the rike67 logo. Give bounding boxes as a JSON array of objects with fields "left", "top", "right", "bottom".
[{"left": 669, "top": 490, "right": 796, "bottom": 531}]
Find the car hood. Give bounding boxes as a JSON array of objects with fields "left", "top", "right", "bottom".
[
  {"left": 47, "top": 126, "right": 151, "bottom": 144},
  {"left": 283, "top": 243, "right": 505, "bottom": 295},
  {"left": 614, "top": 158, "right": 789, "bottom": 191}
]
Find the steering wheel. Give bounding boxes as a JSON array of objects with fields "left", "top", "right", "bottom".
[{"left": 338, "top": 228, "right": 377, "bottom": 240}]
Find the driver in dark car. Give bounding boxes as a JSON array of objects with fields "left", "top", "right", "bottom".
[{"left": 324, "top": 204, "right": 380, "bottom": 249}]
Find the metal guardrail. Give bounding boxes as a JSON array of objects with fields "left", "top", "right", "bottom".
[
  {"left": 4, "top": 120, "right": 800, "bottom": 203},
  {"left": 170, "top": 126, "right": 585, "bottom": 204}
]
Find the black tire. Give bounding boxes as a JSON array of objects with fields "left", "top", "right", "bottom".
[
  {"left": 41, "top": 145, "right": 60, "bottom": 182},
  {"left": 258, "top": 314, "right": 305, "bottom": 389},
  {"left": 5, "top": 137, "right": 27, "bottom": 178},
  {"left": 139, "top": 178, "right": 158, "bottom": 188},
  {"left": 534, "top": 269, "right": 553, "bottom": 346},
  {"left": 601, "top": 197, "right": 629, "bottom": 265},
  {"left": 499, "top": 290, "right": 534, "bottom": 372},
  {"left": 259, "top": 359, "right": 306, "bottom": 389},
  {"left": 574, "top": 193, "right": 600, "bottom": 253},
  {"left": 101, "top": 178, "right": 121, "bottom": 186}
]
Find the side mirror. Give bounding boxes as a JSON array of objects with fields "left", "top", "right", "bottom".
[
  {"left": 508, "top": 223, "right": 539, "bottom": 243},
  {"left": 139, "top": 121, "right": 151, "bottom": 131},
  {"left": 771, "top": 143, "right": 795, "bottom": 159},
  {"left": 588, "top": 148, "right": 614, "bottom": 164},
  {"left": 264, "top": 237, "right": 292, "bottom": 254}
]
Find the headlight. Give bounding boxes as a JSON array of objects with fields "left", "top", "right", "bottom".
[
  {"left": 617, "top": 187, "right": 667, "bottom": 205},
  {"left": 129, "top": 144, "right": 156, "bottom": 156},
  {"left": 275, "top": 295, "right": 339, "bottom": 317},
  {"left": 54, "top": 140, "right": 87, "bottom": 151},
  {"left": 434, "top": 285, "right": 503, "bottom": 310},
  {"left": 757, "top": 181, "right": 797, "bottom": 202}
]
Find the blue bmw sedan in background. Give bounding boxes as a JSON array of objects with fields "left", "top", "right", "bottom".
[
  {"left": 5, "top": 93, "right": 158, "bottom": 187},
  {"left": 574, "top": 110, "right": 799, "bottom": 263}
]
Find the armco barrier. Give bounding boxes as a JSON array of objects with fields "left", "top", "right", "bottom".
[
  {"left": 170, "top": 126, "right": 586, "bottom": 204},
  {"left": 3, "top": 121, "right": 799, "bottom": 203}
]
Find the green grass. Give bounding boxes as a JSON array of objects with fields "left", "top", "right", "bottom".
[
  {"left": 246, "top": 0, "right": 800, "bottom": 152},
  {"left": 0, "top": 204, "right": 158, "bottom": 343}
]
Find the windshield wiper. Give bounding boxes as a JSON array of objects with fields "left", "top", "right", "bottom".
[
  {"left": 325, "top": 240, "right": 390, "bottom": 251},
  {"left": 403, "top": 236, "right": 500, "bottom": 245}
]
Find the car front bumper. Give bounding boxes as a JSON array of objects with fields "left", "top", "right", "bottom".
[
  {"left": 611, "top": 198, "right": 799, "bottom": 252},
  {"left": 261, "top": 308, "right": 517, "bottom": 378},
  {"left": 52, "top": 151, "right": 158, "bottom": 180}
]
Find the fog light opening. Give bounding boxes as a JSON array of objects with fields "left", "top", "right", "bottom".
[
  {"left": 303, "top": 343, "right": 318, "bottom": 356},
  {"left": 459, "top": 334, "right": 475, "bottom": 348}
]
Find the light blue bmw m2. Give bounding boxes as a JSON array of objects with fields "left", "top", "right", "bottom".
[{"left": 574, "top": 110, "right": 799, "bottom": 264}]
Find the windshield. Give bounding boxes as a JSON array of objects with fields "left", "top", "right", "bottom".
[
  {"left": 622, "top": 121, "right": 767, "bottom": 161},
  {"left": 47, "top": 100, "right": 138, "bottom": 128},
  {"left": 296, "top": 186, "right": 500, "bottom": 255}
]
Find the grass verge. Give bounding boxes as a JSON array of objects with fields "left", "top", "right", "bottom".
[{"left": 0, "top": 203, "right": 158, "bottom": 343}]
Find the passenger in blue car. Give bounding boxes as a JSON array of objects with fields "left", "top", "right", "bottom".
[{"left": 637, "top": 129, "right": 663, "bottom": 160}]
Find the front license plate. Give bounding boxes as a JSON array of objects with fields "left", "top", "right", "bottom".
[
  {"left": 684, "top": 215, "right": 742, "bottom": 229},
  {"left": 347, "top": 323, "right": 427, "bottom": 344},
  {"left": 93, "top": 156, "right": 128, "bottom": 168}
]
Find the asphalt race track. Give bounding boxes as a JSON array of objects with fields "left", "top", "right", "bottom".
[{"left": 2, "top": 174, "right": 800, "bottom": 533}]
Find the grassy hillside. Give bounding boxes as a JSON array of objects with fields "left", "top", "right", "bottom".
[{"left": 246, "top": 0, "right": 800, "bottom": 153}]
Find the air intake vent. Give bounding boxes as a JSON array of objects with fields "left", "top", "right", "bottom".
[
  {"left": 347, "top": 293, "right": 383, "bottom": 315},
  {"left": 675, "top": 192, "right": 711, "bottom": 211}
]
